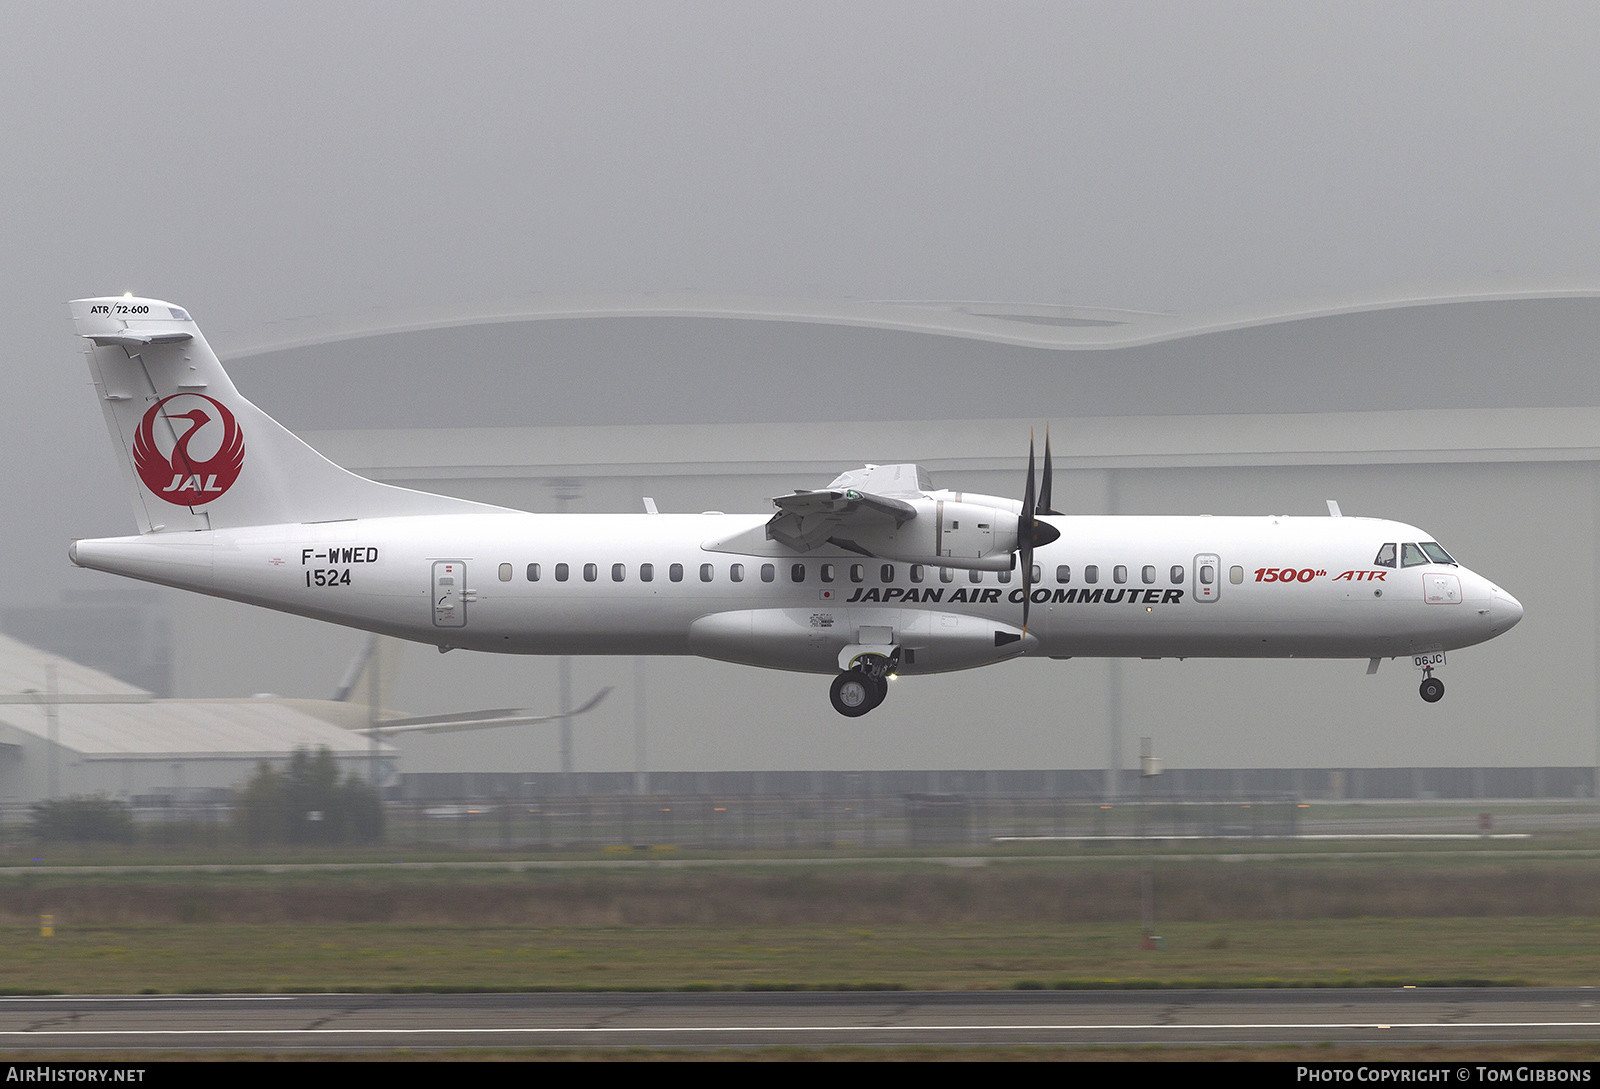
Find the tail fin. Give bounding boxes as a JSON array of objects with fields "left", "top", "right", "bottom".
[{"left": 71, "top": 297, "right": 507, "bottom": 532}]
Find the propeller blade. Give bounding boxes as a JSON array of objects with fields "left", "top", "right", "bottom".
[
  {"left": 1022, "top": 432, "right": 1037, "bottom": 523},
  {"left": 1015, "top": 431, "right": 1062, "bottom": 630},
  {"left": 1021, "top": 543, "right": 1033, "bottom": 630},
  {"left": 1038, "top": 428, "right": 1058, "bottom": 516}
]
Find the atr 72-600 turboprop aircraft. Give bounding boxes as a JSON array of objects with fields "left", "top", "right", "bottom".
[{"left": 67, "top": 297, "right": 1523, "bottom": 716}]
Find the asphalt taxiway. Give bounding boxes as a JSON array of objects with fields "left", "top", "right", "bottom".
[{"left": 2, "top": 989, "right": 1599, "bottom": 1050}]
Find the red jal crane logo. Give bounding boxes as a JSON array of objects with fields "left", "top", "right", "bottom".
[{"left": 132, "top": 395, "right": 245, "bottom": 506}]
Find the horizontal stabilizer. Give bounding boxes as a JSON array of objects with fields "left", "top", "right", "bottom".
[{"left": 83, "top": 331, "right": 193, "bottom": 347}]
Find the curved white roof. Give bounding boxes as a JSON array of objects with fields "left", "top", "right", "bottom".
[
  {"left": 223, "top": 284, "right": 1600, "bottom": 431},
  {"left": 222, "top": 281, "right": 1600, "bottom": 356}
]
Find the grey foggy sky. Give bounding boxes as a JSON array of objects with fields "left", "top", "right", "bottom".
[
  {"left": 10, "top": 3, "right": 1599, "bottom": 324},
  {"left": 4, "top": 3, "right": 1599, "bottom": 607}
]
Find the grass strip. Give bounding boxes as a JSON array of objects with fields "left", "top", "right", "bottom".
[{"left": 0, "top": 917, "right": 1596, "bottom": 993}]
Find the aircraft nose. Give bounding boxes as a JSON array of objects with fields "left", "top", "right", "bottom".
[{"left": 1485, "top": 584, "right": 1523, "bottom": 634}]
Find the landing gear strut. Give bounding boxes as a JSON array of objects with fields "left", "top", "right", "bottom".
[
  {"left": 829, "top": 653, "right": 893, "bottom": 717},
  {"left": 1419, "top": 670, "right": 1444, "bottom": 703}
]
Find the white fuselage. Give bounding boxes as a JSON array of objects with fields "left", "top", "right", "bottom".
[{"left": 69, "top": 511, "right": 1523, "bottom": 675}]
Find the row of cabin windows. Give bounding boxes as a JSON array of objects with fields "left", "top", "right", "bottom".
[
  {"left": 1056, "top": 564, "right": 1188, "bottom": 586},
  {"left": 506, "top": 562, "right": 778, "bottom": 583},
  {"left": 498, "top": 561, "right": 1192, "bottom": 585}
]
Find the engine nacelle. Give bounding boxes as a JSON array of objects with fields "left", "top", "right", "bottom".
[{"left": 844, "top": 495, "right": 1021, "bottom": 571}]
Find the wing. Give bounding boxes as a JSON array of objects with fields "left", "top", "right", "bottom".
[
  {"left": 355, "top": 687, "right": 611, "bottom": 737},
  {"left": 766, "top": 464, "right": 926, "bottom": 552}
]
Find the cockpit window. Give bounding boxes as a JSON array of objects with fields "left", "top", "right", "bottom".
[
  {"left": 1374, "top": 543, "right": 1396, "bottom": 568},
  {"left": 1420, "top": 542, "right": 1456, "bottom": 565},
  {"left": 1401, "top": 543, "right": 1428, "bottom": 568}
]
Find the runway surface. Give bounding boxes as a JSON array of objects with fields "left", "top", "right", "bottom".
[{"left": 2, "top": 989, "right": 1599, "bottom": 1049}]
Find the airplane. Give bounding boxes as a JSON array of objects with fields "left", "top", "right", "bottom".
[{"left": 67, "top": 296, "right": 1524, "bottom": 717}]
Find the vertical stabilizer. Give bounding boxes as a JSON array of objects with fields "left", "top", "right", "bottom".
[{"left": 71, "top": 297, "right": 508, "bottom": 532}]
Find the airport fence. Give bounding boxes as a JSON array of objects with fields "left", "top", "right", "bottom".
[
  {"left": 378, "top": 793, "right": 1305, "bottom": 851},
  {"left": 0, "top": 793, "right": 1303, "bottom": 851}
]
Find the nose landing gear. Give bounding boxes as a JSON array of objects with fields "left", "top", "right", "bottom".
[{"left": 1419, "top": 670, "right": 1444, "bottom": 703}]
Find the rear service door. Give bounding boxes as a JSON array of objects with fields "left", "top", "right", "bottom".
[{"left": 433, "top": 561, "right": 467, "bottom": 627}]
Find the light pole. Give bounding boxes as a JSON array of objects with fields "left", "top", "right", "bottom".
[
  {"left": 1139, "top": 735, "right": 1163, "bottom": 949},
  {"left": 634, "top": 656, "right": 648, "bottom": 795}
]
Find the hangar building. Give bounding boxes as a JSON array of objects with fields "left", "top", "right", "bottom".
[{"left": 0, "top": 633, "right": 389, "bottom": 805}]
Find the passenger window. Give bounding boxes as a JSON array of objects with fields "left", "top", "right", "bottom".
[
  {"left": 1401, "top": 543, "right": 1428, "bottom": 568},
  {"left": 791, "top": 563, "right": 806, "bottom": 583},
  {"left": 1030, "top": 564, "right": 1041, "bottom": 583},
  {"left": 881, "top": 564, "right": 894, "bottom": 582},
  {"left": 584, "top": 563, "right": 598, "bottom": 582},
  {"left": 1374, "top": 543, "right": 1397, "bottom": 568},
  {"left": 730, "top": 563, "right": 744, "bottom": 582},
  {"left": 1230, "top": 565, "right": 1244, "bottom": 584},
  {"left": 1170, "top": 565, "right": 1184, "bottom": 584},
  {"left": 612, "top": 563, "right": 625, "bottom": 582},
  {"left": 555, "top": 563, "right": 569, "bottom": 582},
  {"left": 821, "top": 563, "right": 835, "bottom": 583},
  {"left": 910, "top": 564, "right": 924, "bottom": 583},
  {"left": 1142, "top": 565, "right": 1156, "bottom": 585},
  {"left": 761, "top": 563, "right": 775, "bottom": 583},
  {"left": 969, "top": 569, "right": 983, "bottom": 583},
  {"left": 670, "top": 563, "right": 683, "bottom": 582},
  {"left": 527, "top": 563, "right": 540, "bottom": 582},
  {"left": 498, "top": 563, "right": 513, "bottom": 582},
  {"left": 1200, "top": 564, "right": 1215, "bottom": 585},
  {"left": 1085, "top": 565, "right": 1099, "bottom": 584},
  {"left": 850, "top": 564, "right": 865, "bottom": 583},
  {"left": 939, "top": 567, "right": 954, "bottom": 583},
  {"left": 1055, "top": 565, "right": 1070, "bottom": 583},
  {"left": 700, "top": 563, "right": 714, "bottom": 582},
  {"left": 640, "top": 563, "right": 654, "bottom": 583},
  {"left": 1113, "top": 565, "right": 1127, "bottom": 584},
  {"left": 997, "top": 568, "right": 1011, "bottom": 584}
]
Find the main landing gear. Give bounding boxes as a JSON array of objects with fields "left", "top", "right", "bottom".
[
  {"left": 1419, "top": 671, "right": 1445, "bottom": 703},
  {"left": 830, "top": 654, "right": 893, "bottom": 717}
]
